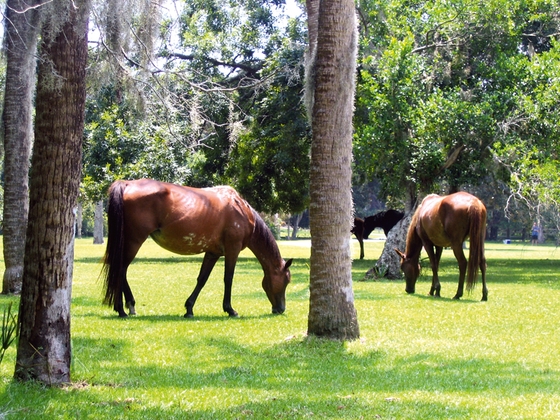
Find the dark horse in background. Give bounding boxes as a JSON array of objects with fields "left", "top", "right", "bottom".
[
  {"left": 351, "top": 209, "right": 404, "bottom": 259},
  {"left": 101, "top": 179, "right": 293, "bottom": 318},
  {"left": 395, "top": 192, "right": 488, "bottom": 301}
]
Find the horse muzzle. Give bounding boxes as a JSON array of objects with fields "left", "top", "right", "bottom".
[{"left": 272, "top": 305, "right": 285, "bottom": 314}]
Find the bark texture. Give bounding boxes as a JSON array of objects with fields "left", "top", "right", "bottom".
[
  {"left": 15, "top": 0, "right": 90, "bottom": 384},
  {"left": 306, "top": 0, "right": 360, "bottom": 340},
  {"left": 366, "top": 213, "right": 412, "bottom": 280},
  {"left": 1, "top": 0, "right": 42, "bottom": 294}
]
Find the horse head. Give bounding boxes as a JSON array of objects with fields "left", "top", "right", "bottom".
[
  {"left": 395, "top": 249, "right": 419, "bottom": 294},
  {"left": 262, "top": 258, "right": 293, "bottom": 314}
]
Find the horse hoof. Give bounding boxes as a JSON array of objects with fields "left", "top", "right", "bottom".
[
  {"left": 184, "top": 313, "right": 194, "bottom": 318},
  {"left": 118, "top": 312, "right": 128, "bottom": 318},
  {"left": 228, "top": 311, "right": 239, "bottom": 318}
]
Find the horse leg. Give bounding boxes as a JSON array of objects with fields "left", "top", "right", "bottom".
[
  {"left": 451, "top": 245, "right": 468, "bottom": 300},
  {"left": 222, "top": 252, "right": 240, "bottom": 317},
  {"left": 425, "top": 245, "right": 442, "bottom": 297},
  {"left": 112, "top": 264, "right": 130, "bottom": 318},
  {"left": 184, "top": 252, "right": 220, "bottom": 318},
  {"left": 115, "top": 241, "right": 144, "bottom": 317},
  {"left": 358, "top": 236, "right": 364, "bottom": 260},
  {"left": 480, "top": 255, "right": 488, "bottom": 301},
  {"left": 122, "top": 278, "right": 136, "bottom": 316}
]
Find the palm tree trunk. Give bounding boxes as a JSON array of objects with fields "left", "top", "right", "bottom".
[
  {"left": 306, "top": 0, "right": 360, "bottom": 340},
  {"left": 1, "top": 0, "right": 42, "bottom": 294},
  {"left": 15, "top": 0, "right": 91, "bottom": 384}
]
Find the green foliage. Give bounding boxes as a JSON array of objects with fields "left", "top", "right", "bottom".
[
  {"left": 0, "top": 303, "right": 17, "bottom": 366},
  {"left": 227, "top": 32, "right": 310, "bottom": 214},
  {"left": 354, "top": 0, "right": 560, "bottom": 208},
  {"left": 82, "top": 95, "right": 204, "bottom": 201},
  {"left": 2, "top": 239, "right": 560, "bottom": 418},
  {"left": 83, "top": 0, "right": 310, "bottom": 215}
]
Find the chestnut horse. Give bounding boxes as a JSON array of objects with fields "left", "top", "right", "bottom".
[
  {"left": 351, "top": 210, "right": 404, "bottom": 259},
  {"left": 102, "top": 179, "right": 293, "bottom": 318},
  {"left": 395, "top": 192, "right": 488, "bottom": 301}
]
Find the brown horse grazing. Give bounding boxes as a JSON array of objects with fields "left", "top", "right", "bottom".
[
  {"left": 395, "top": 192, "right": 488, "bottom": 301},
  {"left": 101, "top": 179, "right": 293, "bottom": 318},
  {"left": 351, "top": 210, "right": 404, "bottom": 259}
]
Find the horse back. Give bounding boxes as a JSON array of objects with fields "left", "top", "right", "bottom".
[
  {"left": 418, "top": 192, "right": 484, "bottom": 247},
  {"left": 121, "top": 180, "right": 255, "bottom": 255}
]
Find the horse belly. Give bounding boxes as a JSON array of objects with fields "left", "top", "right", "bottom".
[
  {"left": 150, "top": 228, "right": 223, "bottom": 256},
  {"left": 418, "top": 219, "right": 452, "bottom": 248}
]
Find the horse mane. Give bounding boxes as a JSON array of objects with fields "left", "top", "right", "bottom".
[
  {"left": 405, "top": 206, "right": 423, "bottom": 257},
  {"left": 250, "top": 208, "right": 282, "bottom": 264}
]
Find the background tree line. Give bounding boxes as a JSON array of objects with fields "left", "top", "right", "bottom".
[{"left": 73, "top": 0, "right": 560, "bottom": 244}]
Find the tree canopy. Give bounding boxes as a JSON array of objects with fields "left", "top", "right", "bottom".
[
  {"left": 83, "top": 0, "right": 310, "bottom": 215},
  {"left": 353, "top": 0, "right": 560, "bottom": 225},
  {"left": 79, "top": 0, "right": 560, "bottom": 236}
]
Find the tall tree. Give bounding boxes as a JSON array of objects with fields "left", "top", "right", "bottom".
[
  {"left": 1, "top": 0, "right": 42, "bottom": 294},
  {"left": 15, "top": 0, "right": 91, "bottom": 384},
  {"left": 306, "top": 0, "right": 360, "bottom": 340}
]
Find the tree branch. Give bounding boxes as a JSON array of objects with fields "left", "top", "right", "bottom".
[{"left": 166, "top": 52, "right": 263, "bottom": 76}]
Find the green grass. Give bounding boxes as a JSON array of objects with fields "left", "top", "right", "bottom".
[{"left": 1, "top": 237, "right": 560, "bottom": 419}]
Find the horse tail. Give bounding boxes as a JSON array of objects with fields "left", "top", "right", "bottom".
[
  {"left": 101, "top": 181, "right": 127, "bottom": 306},
  {"left": 466, "top": 202, "right": 486, "bottom": 292}
]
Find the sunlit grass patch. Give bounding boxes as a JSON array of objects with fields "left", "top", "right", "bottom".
[{"left": 1, "top": 238, "right": 559, "bottom": 418}]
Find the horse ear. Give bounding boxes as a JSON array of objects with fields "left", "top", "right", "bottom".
[
  {"left": 394, "top": 249, "right": 405, "bottom": 259},
  {"left": 284, "top": 258, "right": 293, "bottom": 270}
]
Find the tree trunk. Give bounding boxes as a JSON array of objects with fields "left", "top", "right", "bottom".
[
  {"left": 1, "top": 0, "right": 42, "bottom": 294},
  {"left": 93, "top": 200, "right": 104, "bottom": 244},
  {"left": 76, "top": 202, "right": 83, "bottom": 239},
  {"left": 306, "top": 0, "right": 359, "bottom": 340},
  {"left": 15, "top": 0, "right": 90, "bottom": 385},
  {"left": 291, "top": 213, "right": 303, "bottom": 240},
  {"left": 366, "top": 213, "right": 412, "bottom": 280},
  {"left": 367, "top": 188, "right": 418, "bottom": 280}
]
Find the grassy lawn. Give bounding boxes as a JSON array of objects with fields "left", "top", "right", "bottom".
[{"left": 1, "top": 236, "right": 560, "bottom": 419}]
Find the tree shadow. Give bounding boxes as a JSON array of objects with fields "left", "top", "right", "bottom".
[{"left": 4, "top": 335, "right": 558, "bottom": 418}]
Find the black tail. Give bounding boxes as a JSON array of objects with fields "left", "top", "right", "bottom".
[{"left": 102, "top": 181, "right": 126, "bottom": 307}]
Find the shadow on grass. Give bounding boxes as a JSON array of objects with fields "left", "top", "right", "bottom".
[
  {"left": 3, "top": 335, "right": 558, "bottom": 419},
  {"left": 406, "top": 293, "right": 482, "bottom": 304}
]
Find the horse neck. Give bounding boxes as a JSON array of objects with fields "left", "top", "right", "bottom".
[
  {"left": 248, "top": 210, "right": 283, "bottom": 273},
  {"left": 405, "top": 212, "right": 423, "bottom": 260},
  {"left": 363, "top": 215, "right": 380, "bottom": 236}
]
